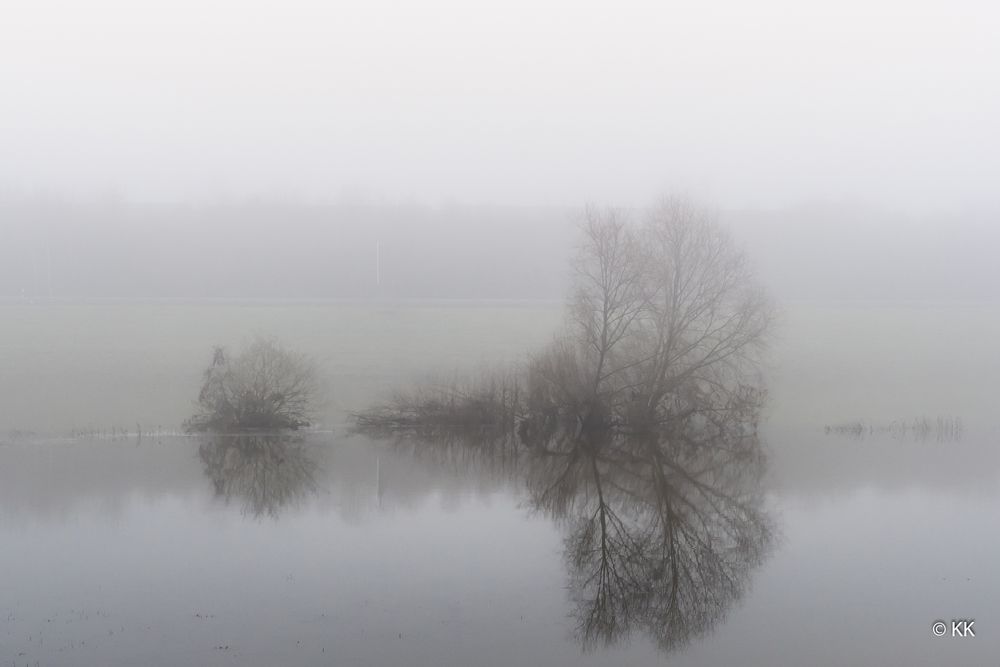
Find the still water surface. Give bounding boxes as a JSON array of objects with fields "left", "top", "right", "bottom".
[{"left": 1, "top": 301, "right": 998, "bottom": 666}]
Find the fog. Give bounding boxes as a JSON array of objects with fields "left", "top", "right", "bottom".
[
  {"left": 3, "top": 3, "right": 1000, "bottom": 666},
  {"left": 3, "top": 196, "right": 999, "bottom": 301},
  {"left": 4, "top": 0, "right": 999, "bottom": 303},
  {"left": 3, "top": 0, "right": 999, "bottom": 212}
]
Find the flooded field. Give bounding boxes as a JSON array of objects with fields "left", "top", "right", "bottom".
[{"left": 2, "top": 301, "right": 998, "bottom": 666}]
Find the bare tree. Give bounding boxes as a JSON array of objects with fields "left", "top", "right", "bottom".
[
  {"left": 349, "top": 195, "right": 774, "bottom": 659},
  {"left": 548, "top": 196, "right": 772, "bottom": 428},
  {"left": 565, "top": 206, "right": 648, "bottom": 426},
  {"left": 356, "top": 194, "right": 772, "bottom": 434},
  {"left": 630, "top": 197, "right": 772, "bottom": 423},
  {"left": 186, "top": 336, "right": 319, "bottom": 431}
]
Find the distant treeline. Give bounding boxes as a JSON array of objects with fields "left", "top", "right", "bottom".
[
  {"left": 3, "top": 195, "right": 999, "bottom": 301},
  {"left": 0, "top": 196, "right": 573, "bottom": 300}
]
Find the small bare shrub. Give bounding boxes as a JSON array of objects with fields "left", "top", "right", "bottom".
[{"left": 185, "top": 336, "right": 318, "bottom": 432}]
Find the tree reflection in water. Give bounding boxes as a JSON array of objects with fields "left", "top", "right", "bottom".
[
  {"left": 353, "top": 202, "right": 774, "bottom": 653},
  {"left": 537, "top": 427, "right": 770, "bottom": 652},
  {"left": 358, "top": 417, "right": 773, "bottom": 655},
  {"left": 199, "top": 433, "right": 320, "bottom": 519}
]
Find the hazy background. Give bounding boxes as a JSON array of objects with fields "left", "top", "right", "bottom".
[
  {"left": 3, "top": 197, "right": 999, "bottom": 301},
  {"left": 3, "top": 6, "right": 1000, "bottom": 664},
  {"left": 2, "top": 0, "right": 999, "bottom": 301}
]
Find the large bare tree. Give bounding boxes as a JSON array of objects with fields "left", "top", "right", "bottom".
[
  {"left": 567, "top": 206, "right": 648, "bottom": 424},
  {"left": 630, "top": 196, "right": 773, "bottom": 425},
  {"left": 356, "top": 194, "right": 772, "bottom": 434},
  {"left": 549, "top": 196, "right": 772, "bottom": 428}
]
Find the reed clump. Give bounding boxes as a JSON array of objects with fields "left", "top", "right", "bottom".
[{"left": 824, "top": 416, "right": 964, "bottom": 442}]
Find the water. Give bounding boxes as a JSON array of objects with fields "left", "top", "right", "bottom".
[{"left": 1, "top": 301, "right": 998, "bottom": 665}]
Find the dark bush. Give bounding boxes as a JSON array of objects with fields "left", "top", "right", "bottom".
[{"left": 185, "top": 336, "right": 318, "bottom": 432}]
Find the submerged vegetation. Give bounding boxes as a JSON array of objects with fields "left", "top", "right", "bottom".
[
  {"left": 358, "top": 377, "right": 773, "bottom": 653},
  {"left": 185, "top": 336, "right": 318, "bottom": 432},
  {"left": 352, "top": 195, "right": 776, "bottom": 655},
  {"left": 355, "top": 196, "right": 772, "bottom": 436},
  {"left": 182, "top": 337, "right": 321, "bottom": 517},
  {"left": 824, "top": 416, "right": 964, "bottom": 442},
  {"left": 353, "top": 368, "right": 522, "bottom": 434}
]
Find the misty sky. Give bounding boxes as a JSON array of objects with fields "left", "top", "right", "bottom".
[{"left": 3, "top": 0, "right": 998, "bottom": 211}]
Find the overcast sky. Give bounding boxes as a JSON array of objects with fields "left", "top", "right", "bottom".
[{"left": 2, "top": 0, "right": 998, "bottom": 212}]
